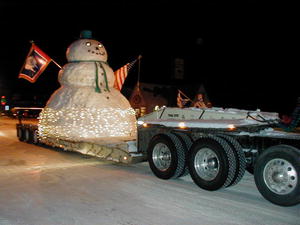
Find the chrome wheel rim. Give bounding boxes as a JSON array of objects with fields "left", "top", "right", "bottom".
[
  {"left": 263, "top": 158, "right": 297, "bottom": 195},
  {"left": 194, "top": 148, "right": 219, "bottom": 181},
  {"left": 152, "top": 143, "right": 172, "bottom": 171}
]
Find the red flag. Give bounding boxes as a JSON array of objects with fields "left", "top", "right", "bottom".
[
  {"left": 114, "top": 58, "right": 138, "bottom": 91},
  {"left": 18, "top": 43, "right": 51, "bottom": 83}
]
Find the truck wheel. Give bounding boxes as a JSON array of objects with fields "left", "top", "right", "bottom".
[
  {"left": 26, "top": 128, "right": 37, "bottom": 144},
  {"left": 147, "top": 133, "right": 186, "bottom": 179},
  {"left": 24, "top": 128, "right": 31, "bottom": 143},
  {"left": 254, "top": 145, "right": 300, "bottom": 206},
  {"left": 188, "top": 135, "right": 236, "bottom": 191},
  {"left": 173, "top": 132, "right": 193, "bottom": 177},
  {"left": 16, "top": 126, "right": 22, "bottom": 140},
  {"left": 17, "top": 126, "right": 25, "bottom": 142},
  {"left": 33, "top": 130, "right": 39, "bottom": 144},
  {"left": 217, "top": 135, "right": 246, "bottom": 187}
]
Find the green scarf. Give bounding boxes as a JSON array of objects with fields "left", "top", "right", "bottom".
[{"left": 69, "top": 60, "right": 110, "bottom": 93}]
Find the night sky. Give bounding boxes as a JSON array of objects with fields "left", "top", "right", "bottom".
[{"left": 0, "top": 1, "right": 298, "bottom": 115}]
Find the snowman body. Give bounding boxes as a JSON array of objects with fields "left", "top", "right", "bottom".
[{"left": 38, "top": 37, "right": 137, "bottom": 140}]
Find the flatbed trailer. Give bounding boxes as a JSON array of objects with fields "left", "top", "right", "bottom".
[
  {"left": 16, "top": 107, "right": 300, "bottom": 206},
  {"left": 16, "top": 122, "right": 145, "bottom": 164}
]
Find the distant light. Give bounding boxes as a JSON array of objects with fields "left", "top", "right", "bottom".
[
  {"left": 1, "top": 96, "right": 6, "bottom": 105},
  {"left": 142, "top": 123, "right": 148, "bottom": 128},
  {"left": 123, "top": 156, "right": 127, "bottom": 161}
]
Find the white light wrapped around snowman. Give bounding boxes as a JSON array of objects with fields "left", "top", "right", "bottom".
[{"left": 38, "top": 30, "right": 137, "bottom": 141}]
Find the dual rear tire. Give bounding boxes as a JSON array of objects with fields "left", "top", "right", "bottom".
[
  {"left": 17, "top": 125, "right": 39, "bottom": 144},
  {"left": 147, "top": 133, "right": 246, "bottom": 190},
  {"left": 147, "top": 133, "right": 187, "bottom": 179},
  {"left": 188, "top": 135, "right": 246, "bottom": 190}
]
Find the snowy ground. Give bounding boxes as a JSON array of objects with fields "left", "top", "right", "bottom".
[{"left": 0, "top": 117, "right": 299, "bottom": 225}]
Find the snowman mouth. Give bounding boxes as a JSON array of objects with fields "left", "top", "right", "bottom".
[{"left": 88, "top": 50, "right": 105, "bottom": 56}]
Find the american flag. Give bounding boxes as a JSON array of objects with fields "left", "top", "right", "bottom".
[
  {"left": 114, "top": 57, "right": 139, "bottom": 91},
  {"left": 18, "top": 43, "right": 52, "bottom": 83}
]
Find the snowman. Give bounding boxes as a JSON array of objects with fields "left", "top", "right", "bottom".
[{"left": 38, "top": 31, "right": 137, "bottom": 141}]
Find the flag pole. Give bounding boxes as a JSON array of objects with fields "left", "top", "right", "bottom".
[
  {"left": 137, "top": 55, "right": 142, "bottom": 90},
  {"left": 51, "top": 59, "right": 62, "bottom": 69},
  {"left": 178, "top": 89, "right": 192, "bottom": 102},
  {"left": 30, "top": 40, "right": 62, "bottom": 69}
]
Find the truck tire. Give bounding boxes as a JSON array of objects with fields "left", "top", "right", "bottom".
[
  {"left": 17, "top": 126, "right": 25, "bottom": 142},
  {"left": 188, "top": 135, "right": 237, "bottom": 191},
  {"left": 26, "top": 128, "right": 38, "bottom": 144},
  {"left": 173, "top": 132, "right": 193, "bottom": 177},
  {"left": 254, "top": 145, "right": 300, "bottom": 206},
  {"left": 33, "top": 129, "right": 39, "bottom": 144},
  {"left": 16, "top": 126, "right": 22, "bottom": 140},
  {"left": 147, "top": 133, "right": 186, "bottom": 179},
  {"left": 24, "top": 128, "right": 31, "bottom": 143},
  {"left": 217, "top": 135, "right": 246, "bottom": 187}
]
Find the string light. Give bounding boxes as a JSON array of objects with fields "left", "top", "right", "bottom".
[{"left": 38, "top": 107, "right": 137, "bottom": 142}]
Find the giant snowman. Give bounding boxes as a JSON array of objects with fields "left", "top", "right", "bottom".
[{"left": 38, "top": 31, "right": 137, "bottom": 142}]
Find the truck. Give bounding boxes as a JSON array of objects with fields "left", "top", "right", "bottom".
[{"left": 16, "top": 106, "right": 300, "bottom": 207}]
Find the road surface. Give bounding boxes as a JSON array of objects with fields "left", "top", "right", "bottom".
[{"left": 0, "top": 117, "right": 299, "bottom": 225}]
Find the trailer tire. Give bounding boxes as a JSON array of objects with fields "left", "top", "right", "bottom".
[
  {"left": 33, "top": 130, "right": 39, "bottom": 144},
  {"left": 188, "top": 135, "right": 236, "bottom": 191},
  {"left": 217, "top": 135, "right": 246, "bottom": 187},
  {"left": 17, "top": 126, "right": 25, "bottom": 142},
  {"left": 254, "top": 145, "right": 300, "bottom": 206},
  {"left": 16, "top": 126, "right": 22, "bottom": 140},
  {"left": 26, "top": 128, "right": 38, "bottom": 144},
  {"left": 147, "top": 133, "right": 186, "bottom": 179},
  {"left": 173, "top": 132, "right": 193, "bottom": 177},
  {"left": 24, "top": 128, "right": 31, "bottom": 143}
]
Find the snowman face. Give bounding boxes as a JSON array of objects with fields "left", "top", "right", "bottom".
[{"left": 66, "top": 38, "right": 108, "bottom": 62}]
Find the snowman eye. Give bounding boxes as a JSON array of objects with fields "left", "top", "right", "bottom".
[
  {"left": 98, "top": 44, "right": 103, "bottom": 48},
  {"left": 86, "top": 42, "right": 91, "bottom": 46}
]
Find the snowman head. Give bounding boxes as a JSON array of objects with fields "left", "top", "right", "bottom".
[{"left": 66, "top": 30, "right": 108, "bottom": 62}]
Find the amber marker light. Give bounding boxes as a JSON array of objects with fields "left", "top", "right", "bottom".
[
  {"left": 178, "top": 122, "right": 186, "bottom": 129},
  {"left": 227, "top": 124, "right": 236, "bottom": 131},
  {"left": 137, "top": 120, "right": 148, "bottom": 127}
]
